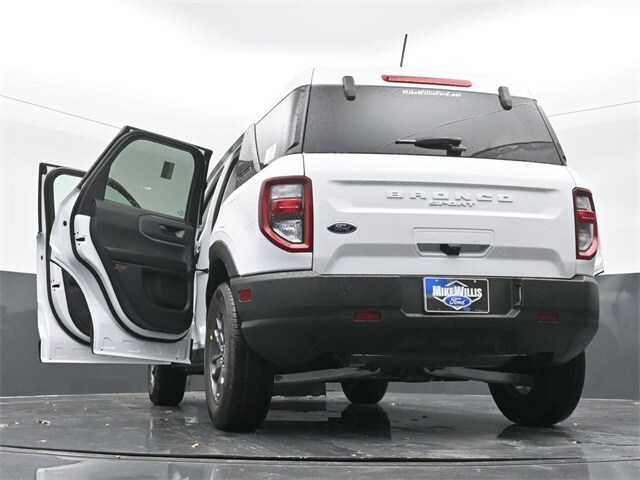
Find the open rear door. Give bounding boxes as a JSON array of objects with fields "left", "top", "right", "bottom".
[
  {"left": 38, "top": 127, "right": 210, "bottom": 363},
  {"left": 38, "top": 164, "right": 150, "bottom": 363}
]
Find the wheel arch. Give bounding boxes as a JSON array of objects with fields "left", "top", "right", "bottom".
[{"left": 206, "top": 241, "right": 239, "bottom": 312}]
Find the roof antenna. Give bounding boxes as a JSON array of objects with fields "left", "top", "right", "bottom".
[{"left": 399, "top": 34, "right": 408, "bottom": 67}]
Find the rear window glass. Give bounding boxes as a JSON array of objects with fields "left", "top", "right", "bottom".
[
  {"left": 255, "top": 86, "right": 308, "bottom": 165},
  {"left": 303, "top": 85, "right": 563, "bottom": 165}
]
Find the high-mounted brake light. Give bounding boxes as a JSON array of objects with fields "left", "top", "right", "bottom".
[
  {"left": 573, "top": 188, "right": 598, "bottom": 260},
  {"left": 259, "top": 177, "right": 312, "bottom": 252},
  {"left": 381, "top": 75, "right": 472, "bottom": 88}
]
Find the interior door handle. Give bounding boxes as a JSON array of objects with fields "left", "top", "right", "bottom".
[
  {"left": 159, "top": 224, "right": 185, "bottom": 238},
  {"left": 139, "top": 215, "right": 188, "bottom": 244}
]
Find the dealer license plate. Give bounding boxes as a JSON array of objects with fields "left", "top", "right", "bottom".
[{"left": 423, "top": 277, "right": 490, "bottom": 313}]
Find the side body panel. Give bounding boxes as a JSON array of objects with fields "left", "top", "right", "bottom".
[
  {"left": 211, "top": 154, "right": 311, "bottom": 276},
  {"left": 192, "top": 157, "right": 235, "bottom": 348}
]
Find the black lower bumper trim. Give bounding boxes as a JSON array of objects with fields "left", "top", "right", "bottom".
[{"left": 231, "top": 273, "right": 598, "bottom": 369}]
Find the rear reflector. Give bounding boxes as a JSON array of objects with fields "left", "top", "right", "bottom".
[
  {"left": 381, "top": 75, "right": 472, "bottom": 88},
  {"left": 354, "top": 311, "right": 382, "bottom": 322},
  {"left": 238, "top": 289, "right": 252, "bottom": 302},
  {"left": 536, "top": 312, "right": 559, "bottom": 323}
]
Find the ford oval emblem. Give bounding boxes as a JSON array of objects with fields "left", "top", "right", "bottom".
[
  {"left": 444, "top": 295, "right": 472, "bottom": 309},
  {"left": 327, "top": 223, "right": 357, "bottom": 234}
]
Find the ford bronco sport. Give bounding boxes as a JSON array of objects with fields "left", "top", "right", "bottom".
[{"left": 37, "top": 67, "right": 601, "bottom": 432}]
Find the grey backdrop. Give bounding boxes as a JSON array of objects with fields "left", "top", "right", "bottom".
[{"left": 0, "top": 271, "right": 637, "bottom": 399}]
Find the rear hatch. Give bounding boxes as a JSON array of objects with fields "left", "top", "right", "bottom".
[
  {"left": 306, "top": 154, "right": 576, "bottom": 278},
  {"left": 302, "top": 82, "right": 577, "bottom": 278}
]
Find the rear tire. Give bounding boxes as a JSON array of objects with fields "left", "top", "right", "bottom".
[
  {"left": 205, "top": 283, "right": 274, "bottom": 432},
  {"left": 489, "top": 352, "right": 586, "bottom": 427},
  {"left": 341, "top": 379, "right": 389, "bottom": 404},
  {"left": 148, "top": 365, "right": 187, "bottom": 406}
]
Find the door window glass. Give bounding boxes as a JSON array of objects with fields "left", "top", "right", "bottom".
[
  {"left": 53, "top": 174, "right": 135, "bottom": 214},
  {"left": 218, "top": 140, "right": 245, "bottom": 203},
  {"left": 221, "top": 161, "right": 242, "bottom": 204},
  {"left": 104, "top": 139, "right": 196, "bottom": 218},
  {"left": 52, "top": 174, "right": 80, "bottom": 215}
]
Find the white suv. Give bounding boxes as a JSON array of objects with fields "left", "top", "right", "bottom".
[{"left": 37, "top": 67, "right": 601, "bottom": 432}]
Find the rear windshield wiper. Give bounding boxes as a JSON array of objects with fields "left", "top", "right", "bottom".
[{"left": 395, "top": 136, "right": 467, "bottom": 156}]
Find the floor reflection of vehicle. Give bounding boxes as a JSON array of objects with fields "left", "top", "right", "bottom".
[
  {"left": 338, "top": 404, "right": 392, "bottom": 438},
  {"left": 254, "top": 397, "right": 392, "bottom": 438},
  {"left": 1, "top": 392, "right": 633, "bottom": 480},
  {"left": 28, "top": 452, "right": 639, "bottom": 480},
  {"left": 585, "top": 274, "right": 640, "bottom": 399}
]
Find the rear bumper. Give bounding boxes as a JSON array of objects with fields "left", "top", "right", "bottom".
[{"left": 231, "top": 273, "right": 599, "bottom": 369}]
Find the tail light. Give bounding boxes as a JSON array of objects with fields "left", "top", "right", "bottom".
[
  {"left": 260, "top": 177, "right": 312, "bottom": 252},
  {"left": 573, "top": 188, "right": 598, "bottom": 260}
]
